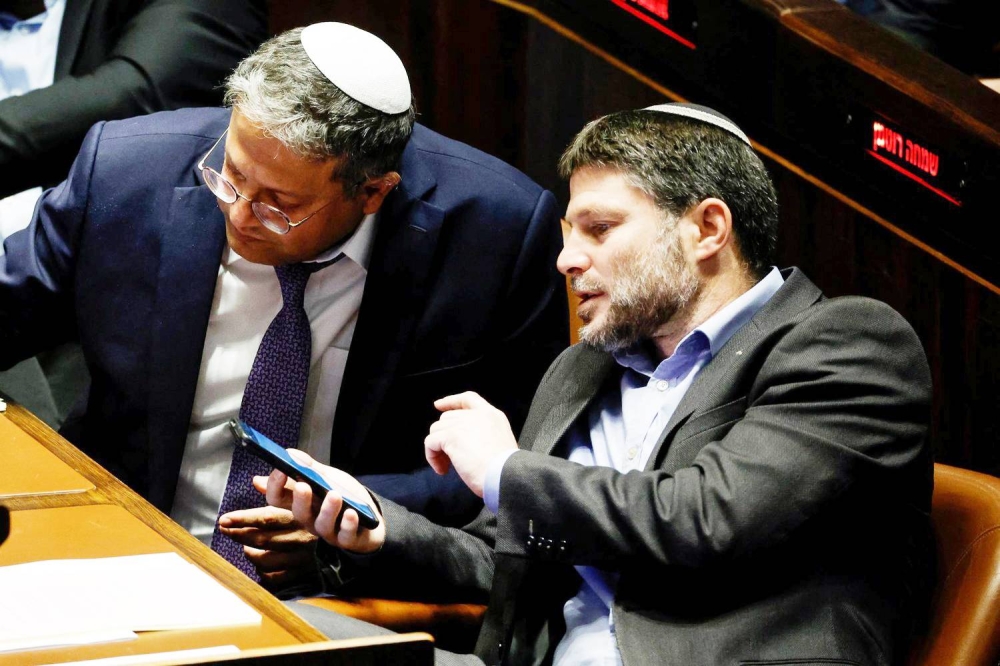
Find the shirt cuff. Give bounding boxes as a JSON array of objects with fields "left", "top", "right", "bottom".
[{"left": 484, "top": 449, "right": 520, "bottom": 514}]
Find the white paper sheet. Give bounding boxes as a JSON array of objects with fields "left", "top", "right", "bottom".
[
  {"left": 0, "top": 630, "right": 137, "bottom": 654},
  {"left": 0, "top": 553, "right": 260, "bottom": 653}
]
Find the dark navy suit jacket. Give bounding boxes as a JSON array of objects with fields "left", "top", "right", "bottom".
[{"left": 0, "top": 108, "right": 568, "bottom": 523}]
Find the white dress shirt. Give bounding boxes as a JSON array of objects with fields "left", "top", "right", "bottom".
[
  {"left": 0, "top": 0, "right": 65, "bottom": 245},
  {"left": 170, "top": 214, "right": 377, "bottom": 545}
]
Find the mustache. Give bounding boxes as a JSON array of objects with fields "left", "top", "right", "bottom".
[{"left": 571, "top": 275, "right": 605, "bottom": 294}]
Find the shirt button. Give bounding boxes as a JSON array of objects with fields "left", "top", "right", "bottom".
[
  {"left": 627, "top": 446, "right": 638, "bottom": 460},
  {"left": 655, "top": 380, "right": 669, "bottom": 391}
]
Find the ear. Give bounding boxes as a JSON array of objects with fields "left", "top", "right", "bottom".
[
  {"left": 358, "top": 172, "right": 402, "bottom": 215},
  {"left": 689, "top": 198, "right": 733, "bottom": 263}
]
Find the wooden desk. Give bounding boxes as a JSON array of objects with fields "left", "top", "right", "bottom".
[{"left": 0, "top": 403, "right": 331, "bottom": 665}]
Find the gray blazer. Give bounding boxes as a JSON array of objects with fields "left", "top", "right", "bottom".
[{"left": 337, "top": 268, "right": 934, "bottom": 666}]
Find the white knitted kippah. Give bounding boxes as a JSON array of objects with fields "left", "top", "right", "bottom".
[
  {"left": 643, "top": 103, "right": 752, "bottom": 147},
  {"left": 301, "top": 22, "right": 411, "bottom": 115}
]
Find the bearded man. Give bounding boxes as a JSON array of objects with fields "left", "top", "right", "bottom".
[{"left": 267, "top": 104, "right": 935, "bottom": 666}]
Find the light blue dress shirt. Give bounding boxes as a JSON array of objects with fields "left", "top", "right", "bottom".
[{"left": 485, "top": 266, "right": 785, "bottom": 665}]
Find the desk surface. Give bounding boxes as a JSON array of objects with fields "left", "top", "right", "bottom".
[
  {"left": 0, "top": 415, "right": 92, "bottom": 498},
  {"left": 0, "top": 404, "right": 328, "bottom": 665}
]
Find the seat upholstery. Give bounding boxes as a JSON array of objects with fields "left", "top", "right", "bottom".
[{"left": 908, "top": 463, "right": 1000, "bottom": 665}]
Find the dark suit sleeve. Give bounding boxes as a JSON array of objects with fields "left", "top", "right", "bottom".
[
  {"left": 492, "top": 298, "right": 932, "bottom": 570},
  {"left": 317, "top": 497, "right": 498, "bottom": 603},
  {"left": 0, "top": 0, "right": 267, "bottom": 198},
  {"left": 0, "top": 122, "right": 105, "bottom": 367}
]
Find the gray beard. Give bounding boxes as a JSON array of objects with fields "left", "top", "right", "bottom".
[{"left": 574, "top": 228, "right": 700, "bottom": 352}]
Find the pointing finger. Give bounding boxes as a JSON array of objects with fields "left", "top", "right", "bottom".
[{"left": 434, "top": 391, "right": 490, "bottom": 412}]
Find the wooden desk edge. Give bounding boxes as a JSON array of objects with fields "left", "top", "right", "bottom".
[{"left": 1, "top": 403, "right": 326, "bottom": 643}]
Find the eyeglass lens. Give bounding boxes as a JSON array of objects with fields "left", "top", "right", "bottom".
[
  {"left": 202, "top": 168, "right": 237, "bottom": 204},
  {"left": 201, "top": 167, "right": 291, "bottom": 235},
  {"left": 250, "top": 202, "right": 291, "bottom": 235}
]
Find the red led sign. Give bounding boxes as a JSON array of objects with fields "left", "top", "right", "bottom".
[
  {"left": 872, "top": 121, "right": 940, "bottom": 178},
  {"left": 610, "top": 0, "right": 696, "bottom": 50},
  {"left": 866, "top": 117, "right": 961, "bottom": 207},
  {"left": 632, "top": 0, "right": 669, "bottom": 20}
]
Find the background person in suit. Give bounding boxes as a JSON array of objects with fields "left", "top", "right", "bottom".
[
  {"left": 0, "top": 24, "right": 567, "bottom": 589},
  {"left": 0, "top": 0, "right": 268, "bottom": 426},
  {"left": 276, "top": 104, "right": 934, "bottom": 665}
]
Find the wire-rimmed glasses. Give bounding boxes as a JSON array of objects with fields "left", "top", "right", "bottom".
[{"left": 197, "top": 130, "right": 336, "bottom": 235}]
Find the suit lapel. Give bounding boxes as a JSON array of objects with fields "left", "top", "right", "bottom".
[
  {"left": 527, "top": 346, "right": 617, "bottom": 456},
  {"left": 145, "top": 182, "right": 226, "bottom": 510},
  {"left": 329, "top": 146, "right": 445, "bottom": 469},
  {"left": 54, "top": 0, "right": 95, "bottom": 78},
  {"left": 647, "top": 315, "right": 765, "bottom": 473},
  {"left": 647, "top": 268, "right": 823, "bottom": 472}
]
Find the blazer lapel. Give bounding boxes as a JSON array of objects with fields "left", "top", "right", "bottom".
[
  {"left": 647, "top": 268, "right": 823, "bottom": 473},
  {"left": 54, "top": 0, "right": 95, "bottom": 78},
  {"left": 526, "top": 346, "right": 617, "bottom": 456},
  {"left": 648, "top": 317, "right": 765, "bottom": 474},
  {"left": 144, "top": 182, "right": 226, "bottom": 510},
  {"left": 328, "top": 149, "right": 445, "bottom": 469}
]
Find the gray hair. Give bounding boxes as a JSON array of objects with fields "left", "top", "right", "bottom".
[
  {"left": 559, "top": 109, "right": 779, "bottom": 278},
  {"left": 224, "top": 28, "right": 416, "bottom": 197}
]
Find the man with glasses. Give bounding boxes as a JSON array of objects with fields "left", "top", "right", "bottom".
[{"left": 0, "top": 24, "right": 567, "bottom": 590}]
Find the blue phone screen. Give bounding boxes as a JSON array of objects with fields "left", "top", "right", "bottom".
[
  {"left": 243, "top": 423, "right": 333, "bottom": 493},
  {"left": 241, "top": 422, "right": 377, "bottom": 522}
]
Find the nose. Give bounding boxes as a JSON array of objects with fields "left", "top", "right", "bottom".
[
  {"left": 225, "top": 195, "right": 256, "bottom": 229},
  {"left": 556, "top": 233, "right": 591, "bottom": 276}
]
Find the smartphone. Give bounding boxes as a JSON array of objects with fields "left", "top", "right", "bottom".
[{"left": 227, "top": 418, "right": 380, "bottom": 530}]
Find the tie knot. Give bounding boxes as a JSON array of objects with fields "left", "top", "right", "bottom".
[
  {"left": 273, "top": 254, "right": 344, "bottom": 305},
  {"left": 273, "top": 264, "right": 311, "bottom": 307}
]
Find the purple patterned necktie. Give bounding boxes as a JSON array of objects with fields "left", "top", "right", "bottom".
[{"left": 211, "top": 257, "right": 342, "bottom": 579}]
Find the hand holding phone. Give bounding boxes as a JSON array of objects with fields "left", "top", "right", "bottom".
[{"left": 228, "top": 418, "right": 380, "bottom": 530}]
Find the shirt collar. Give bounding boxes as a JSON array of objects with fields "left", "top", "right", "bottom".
[
  {"left": 694, "top": 265, "right": 784, "bottom": 357},
  {"left": 613, "top": 266, "right": 784, "bottom": 375},
  {"left": 226, "top": 212, "right": 379, "bottom": 271}
]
